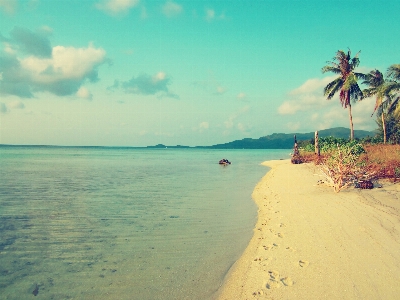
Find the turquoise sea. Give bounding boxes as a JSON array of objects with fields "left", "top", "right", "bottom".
[{"left": 0, "top": 146, "right": 289, "bottom": 299}]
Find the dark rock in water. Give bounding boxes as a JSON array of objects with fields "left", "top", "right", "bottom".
[
  {"left": 32, "top": 284, "right": 39, "bottom": 296},
  {"left": 219, "top": 158, "right": 231, "bottom": 165},
  {"left": 355, "top": 180, "right": 374, "bottom": 189}
]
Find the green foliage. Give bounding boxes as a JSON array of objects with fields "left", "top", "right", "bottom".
[
  {"left": 300, "top": 136, "right": 366, "bottom": 155},
  {"left": 376, "top": 112, "right": 400, "bottom": 144},
  {"left": 320, "top": 143, "right": 368, "bottom": 192}
]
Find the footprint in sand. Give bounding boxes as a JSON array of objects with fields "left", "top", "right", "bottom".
[
  {"left": 277, "top": 232, "right": 284, "bottom": 238},
  {"left": 263, "top": 245, "right": 272, "bottom": 250},
  {"left": 266, "top": 280, "right": 281, "bottom": 289},
  {"left": 279, "top": 223, "right": 286, "bottom": 227},
  {"left": 281, "top": 277, "right": 294, "bottom": 286},
  {"left": 269, "top": 270, "right": 280, "bottom": 277},
  {"left": 286, "top": 246, "right": 296, "bottom": 252},
  {"left": 299, "top": 260, "right": 309, "bottom": 268},
  {"left": 266, "top": 270, "right": 294, "bottom": 289}
]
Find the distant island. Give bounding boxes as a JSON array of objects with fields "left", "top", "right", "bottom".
[{"left": 147, "top": 127, "right": 375, "bottom": 149}]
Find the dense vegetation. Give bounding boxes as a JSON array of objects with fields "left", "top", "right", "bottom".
[
  {"left": 297, "top": 136, "right": 400, "bottom": 192},
  {"left": 293, "top": 51, "right": 399, "bottom": 192}
]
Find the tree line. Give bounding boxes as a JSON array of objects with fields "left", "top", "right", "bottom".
[{"left": 322, "top": 49, "right": 399, "bottom": 143}]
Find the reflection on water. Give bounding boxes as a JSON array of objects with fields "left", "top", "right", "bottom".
[{"left": 0, "top": 147, "right": 287, "bottom": 299}]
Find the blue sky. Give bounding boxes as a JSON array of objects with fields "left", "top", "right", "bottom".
[{"left": 1, "top": 0, "right": 399, "bottom": 146}]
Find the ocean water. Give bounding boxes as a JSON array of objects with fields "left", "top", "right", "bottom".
[{"left": 0, "top": 146, "right": 289, "bottom": 299}]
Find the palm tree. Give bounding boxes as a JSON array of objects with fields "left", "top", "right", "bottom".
[
  {"left": 386, "top": 64, "right": 400, "bottom": 112},
  {"left": 362, "top": 69, "right": 389, "bottom": 143},
  {"left": 386, "top": 64, "right": 400, "bottom": 143},
  {"left": 322, "top": 49, "right": 365, "bottom": 140},
  {"left": 387, "top": 64, "right": 400, "bottom": 81}
]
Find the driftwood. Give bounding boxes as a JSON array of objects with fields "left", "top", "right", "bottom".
[{"left": 315, "top": 131, "right": 320, "bottom": 156}]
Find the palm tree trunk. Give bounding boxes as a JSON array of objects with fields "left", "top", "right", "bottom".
[
  {"left": 382, "top": 112, "right": 386, "bottom": 144},
  {"left": 348, "top": 103, "right": 354, "bottom": 140}
]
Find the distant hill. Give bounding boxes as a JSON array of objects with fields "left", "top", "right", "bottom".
[{"left": 199, "top": 127, "right": 375, "bottom": 149}]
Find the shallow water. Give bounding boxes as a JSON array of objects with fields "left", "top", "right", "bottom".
[{"left": 0, "top": 146, "right": 289, "bottom": 299}]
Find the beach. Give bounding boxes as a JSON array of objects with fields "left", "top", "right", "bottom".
[{"left": 217, "top": 160, "right": 400, "bottom": 299}]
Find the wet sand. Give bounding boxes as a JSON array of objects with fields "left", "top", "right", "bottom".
[{"left": 216, "top": 159, "right": 400, "bottom": 299}]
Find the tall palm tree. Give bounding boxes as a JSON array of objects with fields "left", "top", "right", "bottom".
[
  {"left": 386, "top": 64, "right": 400, "bottom": 143},
  {"left": 362, "top": 69, "right": 390, "bottom": 143},
  {"left": 322, "top": 49, "right": 365, "bottom": 140},
  {"left": 386, "top": 64, "right": 400, "bottom": 112}
]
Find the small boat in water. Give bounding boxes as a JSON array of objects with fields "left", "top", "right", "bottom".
[{"left": 219, "top": 159, "right": 231, "bottom": 165}]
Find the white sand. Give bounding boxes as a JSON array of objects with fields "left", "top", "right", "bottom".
[{"left": 216, "top": 159, "right": 400, "bottom": 299}]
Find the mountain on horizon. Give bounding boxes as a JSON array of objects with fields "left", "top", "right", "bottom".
[{"left": 198, "top": 127, "right": 375, "bottom": 149}]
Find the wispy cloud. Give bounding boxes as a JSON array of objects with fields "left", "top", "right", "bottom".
[
  {"left": 8, "top": 100, "right": 25, "bottom": 109},
  {"left": 162, "top": 1, "right": 182, "bottom": 18},
  {"left": 278, "top": 76, "right": 336, "bottom": 115},
  {"left": 76, "top": 87, "right": 93, "bottom": 100},
  {"left": 95, "top": 0, "right": 139, "bottom": 16},
  {"left": 224, "top": 105, "right": 250, "bottom": 129},
  {"left": 193, "top": 121, "right": 209, "bottom": 133},
  {"left": 193, "top": 74, "right": 227, "bottom": 95},
  {"left": 0, "top": 0, "right": 17, "bottom": 14},
  {"left": 205, "top": 8, "right": 226, "bottom": 22},
  {"left": 237, "top": 92, "right": 246, "bottom": 100},
  {"left": 113, "top": 71, "right": 178, "bottom": 98}
]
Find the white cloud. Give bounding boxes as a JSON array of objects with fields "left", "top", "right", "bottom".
[
  {"left": 199, "top": 121, "right": 209, "bottom": 129},
  {"left": 76, "top": 87, "right": 93, "bottom": 100},
  {"left": 96, "top": 0, "right": 139, "bottom": 15},
  {"left": 205, "top": 8, "right": 226, "bottom": 21},
  {"left": 237, "top": 92, "right": 246, "bottom": 100},
  {"left": 193, "top": 74, "right": 227, "bottom": 96},
  {"left": 2, "top": 42, "right": 16, "bottom": 55},
  {"left": 0, "top": 29, "right": 107, "bottom": 98},
  {"left": 8, "top": 100, "right": 25, "bottom": 109},
  {"left": 115, "top": 71, "right": 178, "bottom": 98},
  {"left": 20, "top": 44, "right": 106, "bottom": 84},
  {"left": 205, "top": 9, "right": 215, "bottom": 21},
  {"left": 278, "top": 102, "right": 301, "bottom": 115},
  {"left": 237, "top": 122, "right": 250, "bottom": 133},
  {"left": 286, "top": 122, "right": 301, "bottom": 131},
  {"left": 193, "top": 121, "right": 210, "bottom": 133},
  {"left": 215, "top": 86, "right": 226, "bottom": 94},
  {"left": 289, "top": 77, "right": 334, "bottom": 96},
  {"left": 278, "top": 76, "right": 337, "bottom": 115},
  {"left": 224, "top": 106, "right": 250, "bottom": 129},
  {"left": 39, "top": 26, "right": 53, "bottom": 34},
  {"left": 162, "top": 1, "right": 182, "bottom": 17}
]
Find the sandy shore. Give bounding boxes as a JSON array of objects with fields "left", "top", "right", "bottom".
[{"left": 216, "top": 159, "right": 400, "bottom": 300}]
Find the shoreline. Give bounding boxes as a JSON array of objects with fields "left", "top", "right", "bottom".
[{"left": 216, "top": 159, "right": 400, "bottom": 299}]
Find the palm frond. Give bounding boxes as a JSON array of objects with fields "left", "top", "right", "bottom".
[
  {"left": 323, "top": 77, "right": 342, "bottom": 99},
  {"left": 362, "top": 87, "right": 377, "bottom": 98},
  {"left": 387, "top": 64, "right": 400, "bottom": 81},
  {"left": 322, "top": 65, "right": 340, "bottom": 74},
  {"left": 348, "top": 83, "right": 363, "bottom": 102},
  {"left": 387, "top": 96, "right": 399, "bottom": 115}
]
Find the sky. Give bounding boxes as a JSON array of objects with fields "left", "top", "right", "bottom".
[{"left": 0, "top": 0, "right": 399, "bottom": 146}]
